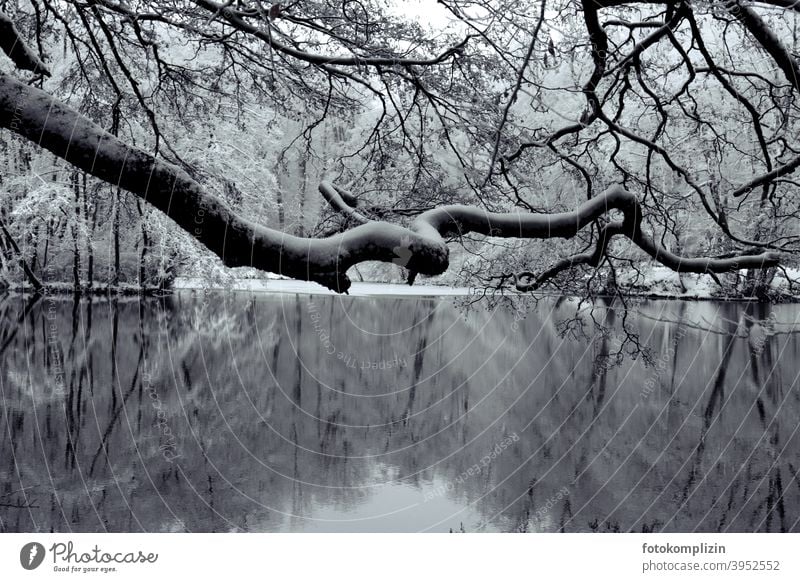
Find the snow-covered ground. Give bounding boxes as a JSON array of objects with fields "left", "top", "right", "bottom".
[
  {"left": 617, "top": 266, "right": 800, "bottom": 300},
  {"left": 617, "top": 266, "right": 718, "bottom": 299},
  {"left": 174, "top": 266, "right": 800, "bottom": 299},
  {"left": 174, "top": 277, "right": 476, "bottom": 297}
]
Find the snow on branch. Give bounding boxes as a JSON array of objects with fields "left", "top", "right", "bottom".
[
  {"left": 191, "top": 0, "right": 472, "bottom": 68},
  {"left": 0, "top": 12, "right": 50, "bottom": 76},
  {"left": 0, "top": 74, "right": 782, "bottom": 294}
]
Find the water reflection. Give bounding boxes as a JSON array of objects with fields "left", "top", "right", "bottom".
[{"left": 1, "top": 292, "right": 799, "bottom": 532}]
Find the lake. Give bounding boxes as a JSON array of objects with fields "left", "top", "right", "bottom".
[{"left": 1, "top": 291, "right": 799, "bottom": 532}]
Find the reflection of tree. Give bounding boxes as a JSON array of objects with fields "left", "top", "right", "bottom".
[
  {"left": 680, "top": 312, "right": 738, "bottom": 505},
  {"left": 2, "top": 296, "right": 799, "bottom": 531},
  {"left": 743, "top": 303, "right": 788, "bottom": 532}
]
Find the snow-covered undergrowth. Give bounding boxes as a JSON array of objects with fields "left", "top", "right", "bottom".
[{"left": 616, "top": 265, "right": 800, "bottom": 300}]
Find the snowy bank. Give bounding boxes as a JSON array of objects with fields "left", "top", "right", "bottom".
[{"left": 173, "top": 277, "right": 476, "bottom": 297}]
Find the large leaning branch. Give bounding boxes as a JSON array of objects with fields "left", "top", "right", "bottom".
[
  {"left": 321, "top": 179, "right": 779, "bottom": 292},
  {"left": 724, "top": 0, "right": 800, "bottom": 92},
  {"left": 0, "top": 75, "right": 781, "bottom": 293},
  {"left": 0, "top": 73, "right": 450, "bottom": 292}
]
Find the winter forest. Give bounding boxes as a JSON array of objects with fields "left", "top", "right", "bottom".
[
  {"left": 3, "top": 0, "right": 800, "bottom": 537},
  {"left": 0, "top": 0, "right": 798, "bottom": 296}
]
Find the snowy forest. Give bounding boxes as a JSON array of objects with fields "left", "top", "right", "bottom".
[{"left": 0, "top": 0, "right": 798, "bottom": 299}]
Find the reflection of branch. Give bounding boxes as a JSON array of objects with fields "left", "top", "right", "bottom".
[
  {"left": 0, "top": 490, "right": 38, "bottom": 509},
  {"left": 0, "top": 501, "right": 39, "bottom": 508},
  {"left": 636, "top": 309, "right": 800, "bottom": 337},
  {"left": 89, "top": 342, "right": 145, "bottom": 476}
]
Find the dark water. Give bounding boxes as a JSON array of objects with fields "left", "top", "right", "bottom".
[{"left": 1, "top": 292, "right": 799, "bottom": 532}]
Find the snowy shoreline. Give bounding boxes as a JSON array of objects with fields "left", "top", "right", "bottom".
[
  {"left": 171, "top": 275, "right": 800, "bottom": 302},
  {"left": 172, "top": 277, "right": 477, "bottom": 297},
  {"left": 2, "top": 270, "right": 798, "bottom": 302}
]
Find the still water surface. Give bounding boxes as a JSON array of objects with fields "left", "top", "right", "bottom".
[{"left": 1, "top": 292, "right": 799, "bottom": 532}]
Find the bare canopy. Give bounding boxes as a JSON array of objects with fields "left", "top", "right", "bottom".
[{"left": 0, "top": 0, "right": 795, "bottom": 292}]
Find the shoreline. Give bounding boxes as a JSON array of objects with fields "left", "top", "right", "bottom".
[{"left": 1, "top": 277, "right": 798, "bottom": 303}]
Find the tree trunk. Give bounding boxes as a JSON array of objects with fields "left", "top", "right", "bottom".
[
  {"left": 41, "top": 220, "right": 51, "bottom": 272},
  {"left": 137, "top": 199, "right": 148, "bottom": 288},
  {"left": 297, "top": 148, "right": 308, "bottom": 237},
  {"left": 71, "top": 171, "right": 82, "bottom": 295},
  {"left": 0, "top": 215, "right": 43, "bottom": 291},
  {"left": 111, "top": 188, "right": 120, "bottom": 287},
  {"left": 82, "top": 172, "right": 94, "bottom": 292}
]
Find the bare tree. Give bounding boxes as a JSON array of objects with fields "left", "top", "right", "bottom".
[{"left": 0, "top": 0, "right": 793, "bottom": 293}]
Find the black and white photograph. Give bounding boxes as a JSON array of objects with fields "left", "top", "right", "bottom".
[{"left": 0, "top": 0, "right": 798, "bottom": 578}]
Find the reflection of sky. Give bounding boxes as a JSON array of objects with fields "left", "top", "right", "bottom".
[{"left": 271, "top": 464, "right": 494, "bottom": 533}]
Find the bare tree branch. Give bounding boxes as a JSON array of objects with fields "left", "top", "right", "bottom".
[{"left": 0, "top": 11, "right": 50, "bottom": 75}]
